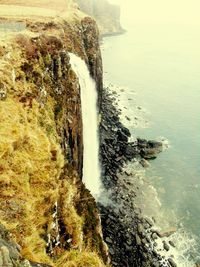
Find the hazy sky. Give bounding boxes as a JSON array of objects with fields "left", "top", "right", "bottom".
[{"left": 109, "top": 0, "right": 200, "bottom": 25}]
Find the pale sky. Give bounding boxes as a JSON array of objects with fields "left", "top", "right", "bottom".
[{"left": 109, "top": 0, "right": 200, "bottom": 25}]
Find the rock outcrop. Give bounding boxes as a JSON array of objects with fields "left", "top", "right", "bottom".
[{"left": 75, "top": 0, "right": 125, "bottom": 36}]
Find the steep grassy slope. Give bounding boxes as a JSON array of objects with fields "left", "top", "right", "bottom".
[{"left": 0, "top": 4, "right": 108, "bottom": 267}]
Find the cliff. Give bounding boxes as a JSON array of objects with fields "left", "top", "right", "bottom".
[
  {"left": 0, "top": 2, "right": 108, "bottom": 266},
  {"left": 75, "top": 0, "right": 125, "bottom": 36}
]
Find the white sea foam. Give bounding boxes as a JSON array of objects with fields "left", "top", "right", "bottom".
[
  {"left": 123, "top": 160, "right": 198, "bottom": 267},
  {"left": 154, "top": 228, "right": 198, "bottom": 267},
  {"left": 104, "top": 81, "right": 150, "bottom": 131},
  {"left": 157, "top": 136, "right": 171, "bottom": 150}
]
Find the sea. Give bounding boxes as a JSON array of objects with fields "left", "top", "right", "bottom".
[{"left": 101, "top": 20, "right": 200, "bottom": 265}]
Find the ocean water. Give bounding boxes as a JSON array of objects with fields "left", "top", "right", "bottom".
[{"left": 101, "top": 23, "right": 200, "bottom": 263}]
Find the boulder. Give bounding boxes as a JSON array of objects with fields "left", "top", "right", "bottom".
[
  {"left": 117, "top": 129, "right": 128, "bottom": 142},
  {"left": 168, "top": 258, "right": 177, "bottom": 267},
  {"left": 137, "top": 139, "right": 163, "bottom": 159},
  {"left": 140, "top": 159, "right": 150, "bottom": 168},
  {"left": 163, "top": 241, "right": 170, "bottom": 251}
]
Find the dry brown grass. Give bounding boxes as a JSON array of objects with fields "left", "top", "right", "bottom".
[
  {"left": 0, "top": 97, "right": 64, "bottom": 264},
  {"left": 60, "top": 179, "right": 84, "bottom": 249},
  {"left": 56, "top": 250, "right": 107, "bottom": 267},
  {"left": 0, "top": 21, "right": 108, "bottom": 267}
]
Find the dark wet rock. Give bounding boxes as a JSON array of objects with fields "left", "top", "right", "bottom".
[
  {"left": 145, "top": 217, "right": 154, "bottom": 227},
  {"left": 126, "top": 116, "right": 131, "bottom": 121},
  {"left": 153, "top": 242, "right": 158, "bottom": 247},
  {"left": 168, "top": 258, "right": 177, "bottom": 267},
  {"left": 109, "top": 247, "right": 115, "bottom": 255},
  {"left": 136, "top": 234, "right": 142, "bottom": 246},
  {"left": 137, "top": 138, "right": 163, "bottom": 159},
  {"left": 169, "top": 240, "right": 176, "bottom": 248},
  {"left": 137, "top": 138, "right": 148, "bottom": 148},
  {"left": 125, "top": 143, "right": 138, "bottom": 160},
  {"left": 126, "top": 239, "right": 132, "bottom": 246},
  {"left": 117, "top": 130, "right": 128, "bottom": 142},
  {"left": 140, "top": 158, "right": 150, "bottom": 168},
  {"left": 137, "top": 224, "right": 144, "bottom": 234},
  {"left": 151, "top": 233, "right": 158, "bottom": 240},
  {"left": 151, "top": 229, "right": 162, "bottom": 238},
  {"left": 105, "top": 237, "right": 112, "bottom": 244},
  {"left": 163, "top": 241, "right": 170, "bottom": 251}
]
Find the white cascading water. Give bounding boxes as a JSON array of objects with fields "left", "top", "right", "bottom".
[{"left": 69, "top": 53, "right": 102, "bottom": 198}]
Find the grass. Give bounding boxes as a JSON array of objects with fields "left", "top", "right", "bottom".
[
  {"left": 0, "top": 97, "right": 64, "bottom": 264},
  {"left": 56, "top": 250, "right": 107, "bottom": 267},
  {"left": 0, "top": 20, "right": 108, "bottom": 267}
]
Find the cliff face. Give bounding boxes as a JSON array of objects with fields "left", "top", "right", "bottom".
[
  {"left": 75, "top": 0, "right": 124, "bottom": 36},
  {"left": 0, "top": 4, "right": 107, "bottom": 267}
]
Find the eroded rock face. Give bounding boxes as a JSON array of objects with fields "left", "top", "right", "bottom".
[
  {"left": 76, "top": 0, "right": 125, "bottom": 36},
  {"left": 81, "top": 16, "right": 103, "bottom": 104}
]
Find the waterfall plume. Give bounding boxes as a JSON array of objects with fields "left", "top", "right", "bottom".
[{"left": 69, "top": 53, "right": 102, "bottom": 199}]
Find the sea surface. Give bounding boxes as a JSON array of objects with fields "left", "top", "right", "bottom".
[{"left": 101, "top": 23, "right": 200, "bottom": 263}]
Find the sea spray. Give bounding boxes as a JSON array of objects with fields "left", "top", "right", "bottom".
[{"left": 69, "top": 53, "right": 102, "bottom": 198}]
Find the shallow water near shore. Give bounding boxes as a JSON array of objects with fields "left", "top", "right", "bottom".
[{"left": 101, "top": 23, "right": 200, "bottom": 264}]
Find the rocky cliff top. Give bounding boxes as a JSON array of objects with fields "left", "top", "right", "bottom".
[{"left": 75, "top": 0, "right": 125, "bottom": 36}]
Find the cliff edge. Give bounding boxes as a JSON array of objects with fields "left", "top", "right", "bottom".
[
  {"left": 75, "top": 0, "right": 125, "bottom": 36},
  {"left": 0, "top": 2, "right": 108, "bottom": 266}
]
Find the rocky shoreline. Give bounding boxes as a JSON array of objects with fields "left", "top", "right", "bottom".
[{"left": 99, "top": 87, "right": 178, "bottom": 267}]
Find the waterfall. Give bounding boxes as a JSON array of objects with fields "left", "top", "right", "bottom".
[{"left": 69, "top": 53, "right": 102, "bottom": 198}]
